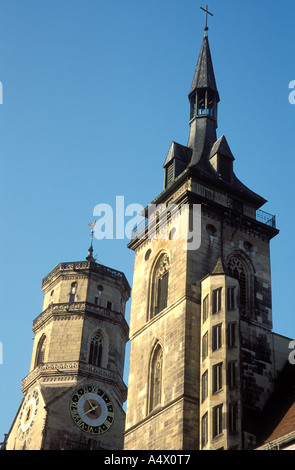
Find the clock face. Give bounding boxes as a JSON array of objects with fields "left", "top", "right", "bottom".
[
  {"left": 70, "top": 384, "right": 114, "bottom": 435},
  {"left": 18, "top": 389, "right": 39, "bottom": 440}
]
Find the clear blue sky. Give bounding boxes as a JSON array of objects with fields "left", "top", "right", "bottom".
[{"left": 0, "top": 0, "right": 294, "bottom": 441}]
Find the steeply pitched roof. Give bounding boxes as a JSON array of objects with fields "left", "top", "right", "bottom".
[
  {"left": 209, "top": 135, "right": 235, "bottom": 161},
  {"left": 163, "top": 141, "right": 192, "bottom": 168},
  {"left": 212, "top": 257, "right": 226, "bottom": 275},
  {"left": 189, "top": 34, "right": 219, "bottom": 97},
  {"left": 257, "top": 362, "right": 295, "bottom": 447}
]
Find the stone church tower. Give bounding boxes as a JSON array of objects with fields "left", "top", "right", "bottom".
[
  {"left": 124, "top": 25, "right": 290, "bottom": 450},
  {"left": 5, "top": 243, "right": 130, "bottom": 450},
  {"left": 3, "top": 17, "right": 292, "bottom": 453}
]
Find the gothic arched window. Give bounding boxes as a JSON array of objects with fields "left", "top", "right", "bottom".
[
  {"left": 150, "top": 253, "right": 170, "bottom": 319},
  {"left": 149, "top": 343, "right": 163, "bottom": 412},
  {"left": 88, "top": 332, "right": 103, "bottom": 368},
  {"left": 227, "top": 257, "right": 247, "bottom": 313},
  {"left": 35, "top": 335, "right": 46, "bottom": 367}
]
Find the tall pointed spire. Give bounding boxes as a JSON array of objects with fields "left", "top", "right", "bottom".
[
  {"left": 187, "top": 13, "right": 220, "bottom": 169},
  {"left": 189, "top": 33, "right": 218, "bottom": 98}
]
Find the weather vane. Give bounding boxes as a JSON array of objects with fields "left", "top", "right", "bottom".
[
  {"left": 86, "top": 220, "right": 97, "bottom": 262},
  {"left": 200, "top": 5, "right": 213, "bottom": 32}
]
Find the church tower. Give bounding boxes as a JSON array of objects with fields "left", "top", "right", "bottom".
[
  {"left": 5, "top": 241, "right": 130, "bottom": 450},
  {"left": 124, "top": 14, "right": 288, "bottom": 450}
]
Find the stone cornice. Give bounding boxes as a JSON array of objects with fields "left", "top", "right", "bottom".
[
  {"left": 42, "top": 261, "right": 131, "bottom": 298},
  {"left": 32, "top": 302, "right": 129, "bottom": 340},
  {"left": 22, "top": 361, "right": 127, "bottom": 402}
]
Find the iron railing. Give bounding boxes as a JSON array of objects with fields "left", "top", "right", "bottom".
[
  {"left": 256, "top": 209, "right": 276, "bottom": 228},
  {"left": 131, "top": 207, "right": 277, "bottom": 240}
]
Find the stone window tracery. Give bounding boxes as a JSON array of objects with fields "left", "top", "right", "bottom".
[
  {"left": 149, "top": 343, "right": 163, "bottom": 413},
  {"left": 227, "top": 257, "right": 247, "bottom": 313},
  {"left": 151, "top": 253, "right": 169, "bottom": 319},
  {"left": 88, "top": 332, "right": 103, "bottom": 368}
]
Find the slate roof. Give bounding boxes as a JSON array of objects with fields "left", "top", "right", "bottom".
[
  {"left": 162, "top": 31, "right": 267, "bottom": 210},
  {"left": 189, "top": 34, "right": 219, "bottom": 98},
  {"left": 209, "top": 135, "right": 235, "bottom": 161},
  {"left": 257, "top": 362, "right": 295, "bottom": 448},
  {"left": 163, "top": 141, "right": 192, "bottom": 168}
]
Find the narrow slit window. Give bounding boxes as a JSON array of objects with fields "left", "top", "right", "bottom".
[
  {"left": 203, "top": 294, "right": 209, "bottom": 323},
  {"left": 201, "top": 413, "right": 208, "bottom": 448},
  {"left": 95, "top": 285, "right": 103, "bottom": 305},
  {"left": 212, "top": 362, "right": 223, "bottom": 393},
  {"left": 202, "top": 332, "right": 208, "bottom": 361},
  {"left": 201, "top": 370, "right": 208, "bottom": 403},
  {"left": 212, "top": 324, "right": 222, "bottom": 351},
  {"left": 227, "top": 323, "right": 236, "bottom": 348},
  {"left": 212, "top": 288, "right": 222, "bottom": 314},
  {"left": 213, "top": 404, "right": 223, "bottom": 438},
  {"left": 227, "top": 287, "right": 235, "bottom": 311},
  {"left": 69, "top": 282, "right": 77, "bottom": 303}
]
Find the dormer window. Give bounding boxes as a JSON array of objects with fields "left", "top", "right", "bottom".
[{"left": 165, "top": 161, "right": 174, "bottom": 188}]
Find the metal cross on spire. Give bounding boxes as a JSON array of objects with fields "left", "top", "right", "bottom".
[{"left": 200, "top": 5, "right": 213, "bottom": 32}]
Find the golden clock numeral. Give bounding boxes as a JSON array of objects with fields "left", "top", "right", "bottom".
[
  {"left": 71, "top": 409, "right": 80, "bottom": 419},
  {"left": 75, "top": 418, "right": 84, "bottom": 428}
]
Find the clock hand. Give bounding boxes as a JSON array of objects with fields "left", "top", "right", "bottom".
[
  {"left": 81, "top": 404, "right": 99, "bottom": 417},
  {"left": 84, "top": 393, "right": 94, "bottom": 408}
]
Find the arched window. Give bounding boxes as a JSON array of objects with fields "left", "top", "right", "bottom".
[
  {"left": 50, "top": 290, "right": 54, "bottom": 304},
  {"left": 149, "top": 343, "right": 163, "bottom": 412},
  {"left": 69, "top": 282, "right": 77, "bottom": 303},
  {"left": 150, "top": 253, "right": 170, "bottom": 319},
  {"left": 88, "top": 332, "right": 103, "bottom": 367},
  {"left": 35, "top": 335, "right": 46, "bottom": 367},
  {"left": 227, "top": 257, "right": 247, "bottom": 313}
]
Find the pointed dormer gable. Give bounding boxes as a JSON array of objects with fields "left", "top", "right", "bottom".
[
  {"left": 209, "top": 135, "right": 235, "bottom": 183},
  {"left": 163, "top": 141, "right": 192, "bottom": 189}
]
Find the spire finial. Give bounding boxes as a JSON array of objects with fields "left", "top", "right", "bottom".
[
  {"left": 200, "top": 5, "right": 213, "bottom": 34},
  {"left": 86, "top": 221, "right": 96, "bottom": 262}
]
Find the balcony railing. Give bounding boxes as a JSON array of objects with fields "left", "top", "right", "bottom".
[
  {"left": 256, "top": 209, "right": 276, "bottom": 228},
  {"left": 131, "top": 208, "right": 276, "bottom": 240}
]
